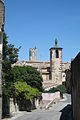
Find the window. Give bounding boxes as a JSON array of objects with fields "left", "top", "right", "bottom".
[{"left": 55, "top": 50, "right": 59, "bottom": 58}]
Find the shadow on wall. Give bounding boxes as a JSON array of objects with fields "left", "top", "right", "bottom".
[
  {"left": 59, "top": 104, "right": 73, "bottom": 120},
  {"left": 18, "top": 99, "right": 36, "bottom": 112}
]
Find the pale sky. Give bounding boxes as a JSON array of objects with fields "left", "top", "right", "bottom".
[{"left": 4, "top": 0, "right": 80, "bottom": 62}]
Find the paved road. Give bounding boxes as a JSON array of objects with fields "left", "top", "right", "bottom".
[{"left": 12, "top": 94, "right": 72, "bottom": 120}]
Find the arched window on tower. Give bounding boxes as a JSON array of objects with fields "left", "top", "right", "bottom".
[{"left": 55, "top": 50, "right": 59, "bottom": 58}]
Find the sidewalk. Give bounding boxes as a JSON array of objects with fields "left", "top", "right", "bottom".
[
  {"left": 2, "top": 94, "right": 70, "bottom": 120},
  {"left": 60, "top": 94, "right": 67, "bottom": 102},
  {"left": 2, "top": 111, "right": 26, "bottom": 120}
]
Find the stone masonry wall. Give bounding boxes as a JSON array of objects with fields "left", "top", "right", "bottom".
[
  {"left": 0, "top": 0, "right": 4, "bottom": 119},
  {"left": 71, "top": 52, "right": 80, "bottom": 120},
  {"left": 29, "top": 47, "right": 37, "bottom": 62},
  {"left": 0, "top": 0, "right": 4, "bottom": 30},
  {"left": 13, "top": 60, "right": 70, "bottom": 84},
  {"left": 50, "top": 49, "right": 62, "bottom": 85}
]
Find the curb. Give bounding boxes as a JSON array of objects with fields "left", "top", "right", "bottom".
[
  {"left": 60, "top": 94, "right": 67, "bottom": 102},
  {"left": 11, "top": 112, "right": 25, "bottom": 120},
  {"left": 2, "top": 112, "right": 26, "bottom": 120}
]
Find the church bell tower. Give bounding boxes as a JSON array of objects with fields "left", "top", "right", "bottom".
[{"left": 50, "top": 38, "right": 62, "bottom": 85}]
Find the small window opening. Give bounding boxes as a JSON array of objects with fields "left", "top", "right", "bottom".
[{"left": 55, "top": 50, "right": 59, "bottom": 58}]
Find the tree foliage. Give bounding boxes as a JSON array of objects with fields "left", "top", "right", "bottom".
[
  {"left": 45, "top": 84, "right": 66, "bottom": 95},
  {"left": 2, "top": 32, "right": 20, "bottom": 97},
  {"left": 2, "top": 32, "right": 43, "bottom": 101},
  {"left": 11, "top": 66, "right": 43, "bottom": 92},
  {"left": 44, "top": 87, "right": 57, "bottom": 93},
  {"left": 57, "top": 84, "right": 66, "bottom": 94},
  {"left": 14, "top": 81, "right": 40, "bottom": 100},
  {"left": 2, "top": 33, "right": 20, "bottom": 83}
]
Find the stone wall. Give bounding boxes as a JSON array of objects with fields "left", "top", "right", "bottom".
[
  {"left": 0, "top": 0, "right": 4, "bottom": 30},
  {"left": 10, "top": 98, "right": 40, "bottom": 113},
  {"left": 12, "top": 60, "right": 70, "bottom": 86},
  {"left": 29, "top": 47, "right": 37, "bottom": 62},
  {"left": 41, "top": 92, "right": 60, "bottom": 109},
  {"left": 42, "top": 91, "right": 60, "bottom": 101},
  {"left": 71, "top": 52, "right": 80, "bottom": 120},
  {"left": 0, "top": 0, "right": 4, "bottom": 119},
  {"left": 50, "top": 48, "right": 62, "bottom": 85},
  {"left": 62, "top": 62, "right": 70, "bottom": 71},
  {"left": 12, "top": 61, "right": 50, "bottom": 81}
]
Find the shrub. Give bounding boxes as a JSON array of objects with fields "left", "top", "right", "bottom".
[
  {"left": 57, "top": 84, "right": 66, "bottom": 98},
  {"left": 44, "top": 87, "right": 57, "bottom": 93}
]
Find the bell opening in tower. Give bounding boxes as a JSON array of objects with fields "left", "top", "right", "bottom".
[{"left": 55, "top": 50, "right": 59, "bottom": 58}]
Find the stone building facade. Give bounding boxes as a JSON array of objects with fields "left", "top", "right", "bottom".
[
  {"left": 0, "top": 0, "right": 4, "bottom": 30},
  {"left": 50, "top": 46, "right": 62, "bottom": 85},
  {"left": 13, "top": 40, "right": 70, "bottom": 89},
  {"left": 71, "top": 52, "right": 80, "bottom": 120},
  {"left": 0, "top": 0, "right": 4, "bottom": 119}
]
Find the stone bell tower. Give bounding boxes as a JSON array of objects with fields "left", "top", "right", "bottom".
[
  {"left": 50, "top": 38, "right": 62, "bottom": 85},
  {"left": 29, "top": 46, "right": 37, "bottom": 62}
]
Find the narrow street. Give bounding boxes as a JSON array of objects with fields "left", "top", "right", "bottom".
[{"left": 13, "top": 94, "right": 72, "bottom": 120}]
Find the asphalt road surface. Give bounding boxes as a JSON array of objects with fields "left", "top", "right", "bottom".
[{"left": 13, "top": 94, "right": 72, "bottom": 120}]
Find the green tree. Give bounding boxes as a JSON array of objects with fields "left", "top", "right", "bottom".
[
  {"left": 2, "top": 33, "right": 43, "bottom": 116},
  {"left": 46, "top": 87, "right": 57, "bottom": 93},
  {"left": 11, "top": 66, "right": 43, "bottom": 92},
  {"left": 14, "top": 81, "right": 40, "bottom": 100},
  {"left": 2, "top": 32, "right": 43, "bottom": 99},
  {"left": 57, "top": 84, "right": 66, "bottom": 98},
  {"left": 2, "top": 33, "right": 21, "bottom": 116},
  {"left": 2, "top": 33, "right": 20, "bottom": 84}
]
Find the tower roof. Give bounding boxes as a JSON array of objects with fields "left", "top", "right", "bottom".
[{"left": 50, "top": 47, "right": 62, "bottom": 50}]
